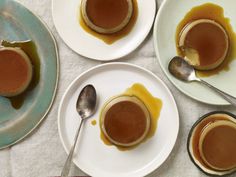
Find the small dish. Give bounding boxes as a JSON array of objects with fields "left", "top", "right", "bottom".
[
  {"left": 187, "top": 111, "right": 236, "bottom": 176},
  {"left": 100, "top": 95, "right": 151, "bottom": 147},
  {"left": 52, "top": 0, "right": 156, "bottom": 60}
]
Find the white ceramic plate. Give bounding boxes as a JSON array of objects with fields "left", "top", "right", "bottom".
[
  {"left": 58, "top": 63, "right": 179, "bottom": 177},
  {"left": 52, "top": 0, "right": 156, "bottom": 60},
  {"left": 154, "top": 0, "right": 236, "bottom": 105}
]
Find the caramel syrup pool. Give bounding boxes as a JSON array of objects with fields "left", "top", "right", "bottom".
[
  {"left": 78, "top": 0, "right": 138, "bottom": 45},
  {"left": 91, "top": 119, "right": 97, "bottom": 126},
  {"left": 176, "top": 3, "right": 236, "bottom": 77},
  {"left": 1, "top": 40, "right": 40, "bottom": 109},
  {"left": 100, "top": 83, "right": 163, "bottom": 151}
]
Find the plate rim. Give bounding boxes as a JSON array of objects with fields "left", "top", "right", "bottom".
[
  {"left": 153, "top": 0, "right": 230, "bottom": 106},
  {"left": 58, "top": 62, "right": 179, "bottom": 177},
  {"left": 51, "top": 0, "right": 157, "bottom": 61},
  {"left": 0, "top": 0, "right": 60, "bottom": 150}
]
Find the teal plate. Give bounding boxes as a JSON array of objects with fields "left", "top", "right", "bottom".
[{"left": 0, "top": 0, "right": 59, "bottom": 149}]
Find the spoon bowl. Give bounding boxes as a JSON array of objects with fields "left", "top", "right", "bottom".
[
  {"left": 168, "top": 56, "right": 199, "bottom": 82},
  {"left": 76, "top": 84, "right": 97, "bottom": 119},
  {"left": 168, "top": 56, "right": 236, "bottom": 106}
]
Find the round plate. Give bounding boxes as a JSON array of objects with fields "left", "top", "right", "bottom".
[
  {"left": 0, "top": 0, "right": 58, "bottom": 149},
  {"left": 52, "top": 0, "right": 156, "bottom": 60},
  {"left": 58, "top": 63, "right": 179, "bottom": 177},
  {"left": 154, "top": 0, "right": 236, "bottom": 105}
]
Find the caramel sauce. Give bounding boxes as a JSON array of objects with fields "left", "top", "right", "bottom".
[
  {"left": 1, "top": 40, "right": 40, "bottom": 109},
  {"left": 91, "top": 119, "right": 97, "bottom": 126},
  {"left": 176, "top": 3, "right": 236, "bottom": 77},
  {"left": 0, "top": 50, "right": 30, "bottom": 92},
  {"left": 86, "top": 0, "right": 129, "bottom": 29},
  {"left": 104, "top": 101, "right": 147, "bottom": 144},
  {"left": 192, "top": 114, "right": 236, "bottom": 169},
  {"left": 100, "top": 83, "right": 163, "bottom": 151},
  {"left": 79, "top": 0, "right": 138, "bottom": 44},
  {"left": 202, "top": 125, "right": 236, "bottom": 170}
]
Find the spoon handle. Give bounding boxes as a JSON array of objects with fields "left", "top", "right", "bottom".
[
  {"left": 200, "top": 79, "right": 236, "bottom": 107},
  {"left": 61, "top": 119, "right": 85, "bottom": 177}
]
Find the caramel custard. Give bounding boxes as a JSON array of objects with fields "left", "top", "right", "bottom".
[
  {"left": 1, "top": 40, "right": 40, "bottom": 109},
  {"left": 176, "top": 3, "right": 236, "bottom": 77},
  {"left": 0, "top": 47, "right": 32, "bottom": 97},
  {"left": 79, "top": 0, "right": 138, "bottom": 44},
  {"left": 189, "top": 112, "right": 236, "bottom": 175},
  {"left": 100, "top": 83, "right": 162, "bottom": 151},
  {"left": 179, "top": 19, "right": 229, "bottom": 70},
  {"left": 81, "top": 0, "right": 133, "bottom": 34},
  {"left": 199, "top": 120, "right": 236, "bottom": 171},
  {"left": 101, "top": 96, "right": 150, "bottom": 147}
]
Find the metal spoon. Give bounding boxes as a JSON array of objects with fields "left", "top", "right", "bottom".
[
  {"left": 168, "top": 56, "right": 236, "bottom": 106},
  {"left": 61, "top": 84, "right": 97, "bottom": 177}
]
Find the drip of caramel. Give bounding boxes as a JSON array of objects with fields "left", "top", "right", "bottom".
[{"left": 183, "top": 22, "right": 228, "bottom": 67}]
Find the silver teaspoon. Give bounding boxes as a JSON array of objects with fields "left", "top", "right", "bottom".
[
  {"left": 168, "top": 56, "right": 236, "bottom": 106},
  {"left": 61, "top": 84, "right": 97, "bottom": 177}
]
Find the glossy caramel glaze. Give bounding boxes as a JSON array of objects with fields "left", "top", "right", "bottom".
[
  {"left": 104, "top": 101, "right": 147, "bottom": 144},
  {"left": 79, "top": 0, "right": 138, "bottom": 44},
  {"left": 183, "top": 22, "right": 228, "bottom": 67},
  {"left": 1, "top": 40, "right": 40, "bottom": 109},
  {"left": 202, "top": 125, "right": 236, "bottom": 170},
  {"left": 0, "top": 49, "right": 30, "bottom": 93},
  {"left": 100, "top": 83, "right": 162, "bottom": 151},
  {"left": 86, "top": 0, "right": 129, "bottom": 29},
  {"left": 176, "top": 3, "right": 236, "bottom": 77},
  {"left": 192, "top": 114, "right": 236, "bottom": 170}
]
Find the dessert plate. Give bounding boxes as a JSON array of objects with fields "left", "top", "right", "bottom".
[
  {"left": 0, "top": 0, "right": 58, "bottom": 149},
  {"left": 58, "top": 63, "right": 179, "bottom": 177},
  {"left": 52, "top": 0, "right": 156, "bottom": 60},
  {"left": 154, "top": 0, "right": 236, "bottom": 105}
]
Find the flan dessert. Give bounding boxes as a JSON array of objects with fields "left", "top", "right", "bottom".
[
  {"left": 81, "top": 0, "right": 133, "bottom": 34},
  {"left": 179, "top": 19, "right": 229, "bottom": 70},
  {"left": 0, "top": 47, "right": 32, "bottom": 97},
  {"left": 199, "top": 120, "right": 236, "bottom": 171},
  {"left": 100, "top": 96, "right": 150, "bottom": 147},
  {"left": 188, "top": 112, "right": 236, "bottom": 176}
]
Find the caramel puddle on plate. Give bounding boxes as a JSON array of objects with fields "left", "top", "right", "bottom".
[
  {"left": 176, "top": 3, "right": 236, "bottom": 77},
  {"left": 91, "top": 119, "right": 97, "bottom": 126},
  {"left": 1, "top": 40, "right": 40, "bottom": 109},
  {"left": 100, "top": 83, "right": 163, "bottom": 151},
  {"left": 78, "top": 0, "right": 138, "bottom": 45}
]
